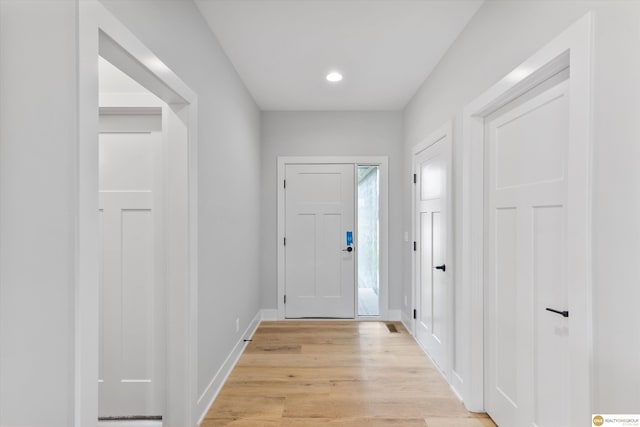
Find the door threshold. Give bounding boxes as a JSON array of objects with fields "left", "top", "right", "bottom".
[
  {"left": 99, "top": 416, "right": 162, "bottom": 426},
  {"left": 98, "top": 421, "right": 161, "bottom": 427}
]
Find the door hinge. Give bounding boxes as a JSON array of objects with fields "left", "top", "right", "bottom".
[
  {"left": 413, "top": 309, "right": 417, "bottom": 319},
  {"left": 413, "top": 173, "right": 416, "bottom": 184},
  {"left": 283, "top": 237, "right": 286, "bottom": 246},
  {"left": 284, "top": 179, "right": 286, "bottom": 189},
  {"left": 413, "top": 241, "right": 416, "bottom": 251},
  {"left": 284, "top": 295, "right": 287, "bottom": 304}
]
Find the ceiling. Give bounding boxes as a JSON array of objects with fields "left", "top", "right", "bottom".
[{"left": 195, "top": 0, "right": 484, "bottom": 111}]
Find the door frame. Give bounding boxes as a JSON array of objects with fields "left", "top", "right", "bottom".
[
  {"left": 411, "top": 121, "right": 453, "bottom": 382},
  {"left": 461, "top": 12, "right": 593, "bottom": 424},
  {"left": 277, "top": 156, "right": 389, "bottom": 320},
  {"left": 78, "top": 2, "right": 199, "bottom": 426}
]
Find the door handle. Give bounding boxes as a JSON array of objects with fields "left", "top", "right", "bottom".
[
  {"left": 342, "top": 247, "right": 353, "bottom": 252},
  {"left": 545, "top": 308, "right": 569, "bottom": 318},
  {"left": 434, "top": 264, "right": 446, "bottom": 272}
]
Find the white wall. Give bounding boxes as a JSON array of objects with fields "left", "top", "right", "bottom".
[
  {"left": 260, "top": 112, "right": 404, "bottom": 313},
  {"left": 0, "top": 1, "right": 78, "bottom": 425},
  {"left": 0, "top": 0, "right": 262, "bottom": 425},
  {"left": 403, "top": 0, "right": 640, "bottom": 413}
]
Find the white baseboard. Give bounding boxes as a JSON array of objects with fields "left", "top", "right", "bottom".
[
  {"left": 403, "top": 314, "right": 464, "bottom": 407},
  {"left": 260, "top": 308, "right": 403, "bottom": 322},
  {"left": 260, "top": 309, "right": 278, "bottom": 321},
  {"left": 196, "top": 310, "right": 262, "bottom": 425},
  {"left": 401, "top": 310, "right": 414, "bottom": 336},
  {"left": 387, "top": 309, "right": 401, "bottom": 321},
  {"left": 450, "top": 369, "right": 465, "bottom": 403}
]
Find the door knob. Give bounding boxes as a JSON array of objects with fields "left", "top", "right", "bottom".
[
  {"left": 342, "top": 247, "right": 353, "bottom": 252},
  {"left": 434, "top": 264, "right": 446, "bottom": 272},
  {"left": 545, "top": 308, "right": 569, "bottom": 318}
]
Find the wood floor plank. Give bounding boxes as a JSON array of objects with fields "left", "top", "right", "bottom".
[
  {"left": 204, "top": 321, "right": 496, "bottom": 426},
  {"left": 280, "top": 418, "right": 429, "bottom": 426},
  {"left": 204, "top": 395, "right": 285, "bottom": 420}
]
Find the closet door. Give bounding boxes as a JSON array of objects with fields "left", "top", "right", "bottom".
[{"left": 485, "top": 80, "right": 570, "bottom": 426}]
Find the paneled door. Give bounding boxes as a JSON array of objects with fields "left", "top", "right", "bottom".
[
  {"left": 284, "top": 164, "right": 355, "bottom": 318},
  {"left": 99, "top": 129, "right": 164, "bottom": 418},
  {"left": 485, "top": 79, "right": 571, "bottom": 426},
  {"left": 414, "top": 139, "right": 449, "bottom": 373}
]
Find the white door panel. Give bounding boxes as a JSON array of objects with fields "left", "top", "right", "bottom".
[
  {"left": 485, "top": 80, "right": 570, "bottom": 426},
  {"left": 533, "top": 206, "right": 569, "bottom": 427},
  {"left": 415, "top": 140, "right": 449, "bottom": 373},
  {"left": 99, "top": 133, "right": 153, "bottom": 191},
  {"left": 99, "top": 131, "right": 163, "bottom": 417},
  {"left": 285, "top": 164, "right": 355, "bottom": 318}
]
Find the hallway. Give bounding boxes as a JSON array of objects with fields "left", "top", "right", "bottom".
[
  {"left": 2, "top": 2, "right": 640, "bottom": 425},
  {"left": 202, "top": 322, "right": 496, "bottom": 426}
]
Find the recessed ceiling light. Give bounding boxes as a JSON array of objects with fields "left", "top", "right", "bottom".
[{"left": 326, "top": 72, "right": 343, "bottom": 83}]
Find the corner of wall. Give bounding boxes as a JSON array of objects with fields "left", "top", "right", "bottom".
[
  {"left": 196, "top": 310, "right": 262, "bottom": 425},
  {"left": 260, "top": 309, "right": 278, "bottom": 321},
  {"left": 400, "top": 310, "right": 414, "bottom": 336}
]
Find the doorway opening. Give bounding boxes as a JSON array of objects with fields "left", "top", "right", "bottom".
[
  {"left": 78, "top": 3, "right": 199, "bottom": 425},
  {"left": 98, "top": 56, "right": 166, "bottom": 422},
  {"left": 357, "top": 165, "right": 380, "bottom": 316}
]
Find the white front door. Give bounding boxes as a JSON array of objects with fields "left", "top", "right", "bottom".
[
  {"left": 99, "top": 129, "right": 164, "bottom": 417},
  {"left": 414, "top": 140, "right": 449, "bottom": 373},
  {"left": 485, "top": 79, "right": 570, "bottom": 426},
  {"left": 284, "top": 164, "right": 355, "bottom": 318}
]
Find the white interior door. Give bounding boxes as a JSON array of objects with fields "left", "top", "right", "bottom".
[
  {"left": 485, "top": 79, "right": 570, "bottom": 426},
  {"left": 284, "top": 164, "right": 355, "bottom": 318},
  {"left": 414, "top": 140, "right": 449, "bottom": 372},
  {"left": 99, "top": 123, "right": 164, "bottom": 417}
]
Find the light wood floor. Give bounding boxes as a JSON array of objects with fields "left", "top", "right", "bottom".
[{"left": 202, "top": 321, "right": 496, "bottom": 427}]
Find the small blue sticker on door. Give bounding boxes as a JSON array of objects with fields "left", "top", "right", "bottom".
[{"left": 346, "top": 231, "right": 353, "bottom": 246}]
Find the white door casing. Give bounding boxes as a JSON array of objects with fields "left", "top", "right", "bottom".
[
  {"left": 78, "top": 2, "right": 199, "bottom": 425},
  {"left": 461, "top": 13, "right": 592, "bottom": 424},
  {"left": 284, "top": 164, "right": 355, "bottom": 318},
  {"left": 485, "top": 79, "right": 570, "bottom": 426},
  {"left": 98, "top": 127, "right": 164, "bottom": 417},
  {"left": 276, "top": 157, "right": 389, "bottom": 321},
  {"left": 413, "top": 126, "right": 452, "bottom": 377}
]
